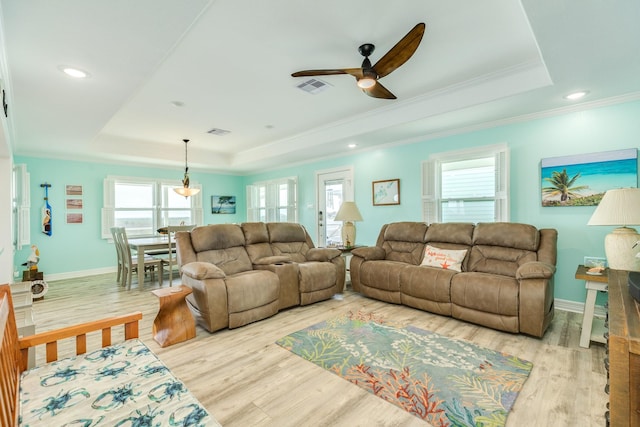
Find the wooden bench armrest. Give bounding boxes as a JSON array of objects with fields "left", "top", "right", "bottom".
[{"left": 18, "top": 312, "right": 142, "bottom": 371}]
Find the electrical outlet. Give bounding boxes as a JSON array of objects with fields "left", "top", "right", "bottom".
[{"left": 13, "top": 270, "right": 20, "bottom": 277}]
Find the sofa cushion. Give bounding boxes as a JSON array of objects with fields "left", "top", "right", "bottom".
[
  {"left": 268, "top": 222, "right": 308, "bottom": 243},
  {"left": 451, "top": 272, "right": 519, "bottom": 316},
  {"left": 242, "top": 222, "right": 277, "bottom": 263},
  {"left": 268, "top": 223, "right": 313, "bottom": 262},
  {"left": 425, "top": 222, "right": 474, "bottom": 245},
  {"left": 191, "top": 224, "right": 245, "bottom": 252},
  {"left": 360, "top": 260, "right": 406, "bottom": 292},
  {"left": 472, "top": 222, "right": 539, "bottom": 251},
  {"left": 381, "top": 222, "right": 427, "bottom": 265},
  {"left": 468, "top": 245, "right": 537, "bottom": 277},
  {"left": 225, "top": 270, "right": 279, "bottom": 314},
  {"left": 298, "top": 262, "right": 336, "bottom": 293},
  {"left": 401, "top": 265, "right": 455, "bottom": 303},
  {"left": 420, "top": 244, "right": 467, "bottom": 272},
  {"left": 196, "top": 246, "right": 254, "bottom": 276},
  {"left": 242, "top": 222, "right": 270, "bottom": 244}
]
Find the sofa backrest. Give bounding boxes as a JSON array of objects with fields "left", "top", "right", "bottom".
[
  {"left": 424, "top": 222, "right": 475, "bottom": 270},
  {"left": 241, "top": 222, "right": 274, "bottom": 263},
  {"left": 181, "top": 224, "right": 253, "bottom": 275},
  {"left": 267, "top": 223, "right": 314, "bottom": 263},
  {"left": 468, "top": 222, "right": 540, "bottom": 277},
  {"left": 378, "top": 222, "right": 428, "bottom": 265}
]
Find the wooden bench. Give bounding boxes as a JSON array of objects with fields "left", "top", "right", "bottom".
[{"left": 0, "top": 283, "right": 220, "bottom": 426}]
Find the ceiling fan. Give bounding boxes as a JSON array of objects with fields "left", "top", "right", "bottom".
[{"left": 291, "top": 22, "right": 425, "bottom": 100}]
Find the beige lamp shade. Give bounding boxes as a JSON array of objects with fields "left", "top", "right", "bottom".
[
  {"left": 173, "top": 139, "right": 200, "bottom": 198},
  {"left": 588, "top": 188, "right": 640, "bottom": 271},
  {"left": 335, "top": 201, "right": 363, "bottom": 247}
]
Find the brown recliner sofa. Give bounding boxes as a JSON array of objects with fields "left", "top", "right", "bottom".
[
  {"left": 350, "top": 222, "right": 557, "bottom": 337},
  {"left": 175, "top": 222, "right": 344, "bottom": 333}
]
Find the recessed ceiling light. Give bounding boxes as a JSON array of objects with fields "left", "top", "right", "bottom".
[
  {"left": 170, "top": 101, "right": 185, "bottom": 107},
  {"left": 564, "top": 91, "right": 588, "bottom": 101},
  {"left": 348, "top": 143, "right": 357, "bottom": 149},
  {"left": 59, "top": 66, "right": 89, "bottom": 79}
]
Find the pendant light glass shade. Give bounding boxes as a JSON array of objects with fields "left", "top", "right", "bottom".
[{"left": 174, "top": 139, "right": 200, "bottom": 197}]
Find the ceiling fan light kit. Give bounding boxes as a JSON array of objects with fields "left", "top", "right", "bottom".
[
  {"left": 357, "top": 77, "right": 376, "bottom": 89},
  {"left": 291, "top": 23, "right": 425, "bottom": 100}
]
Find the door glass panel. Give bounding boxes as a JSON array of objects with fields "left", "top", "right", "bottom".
[{"left": 325, "top": 180, "right": 343, "bottom": 246}]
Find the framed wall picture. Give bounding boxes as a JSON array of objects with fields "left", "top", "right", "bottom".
[
  {"left": 211, "top": 195, "right": 236, "bottom": 214},
  {"left": 65, "top": 185, "right": 83, "bottom": 196},
  {"left": 541, "top": 148, "right": 637, "bottom": 206},
  {"left": 372, "top": 179, "right": 400, "bottom": 206},
  {"left": 66, "top": 213, "right": 83, "bottom": 224},
  {"left": 66, "top": 198, "right": 83, "bottom": 209}
]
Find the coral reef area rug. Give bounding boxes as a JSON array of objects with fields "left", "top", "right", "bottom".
[{"left": 276, "top": 311, "right": 533, "bottom": 426}]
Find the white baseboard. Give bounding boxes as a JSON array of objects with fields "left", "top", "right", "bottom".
[
  {"left": 37, "top": 267, "right": 117, "bottom": 282},
  {"left": 555, "top": 298, "right": 607, "bottom": 317}
]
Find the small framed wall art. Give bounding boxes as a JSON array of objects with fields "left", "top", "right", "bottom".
[
  {"left": 211, "top": 195, "right": 236, "bottom": 214},
  {"left": 372, "top": 179, "right": 400, "bottom": 206}
]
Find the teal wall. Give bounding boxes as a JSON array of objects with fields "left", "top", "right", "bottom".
[
  {"left": 13, "top": 159, "right": 244, "bottom": 278},
  {"left": 15, "top": 99, "right": 640, "bottom": 306}
]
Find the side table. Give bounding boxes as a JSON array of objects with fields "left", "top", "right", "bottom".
[
  {"left": 575, "top": 265, "right": 608, "bottom": 348},
  {"left": 151, "top": 285, "right": 195, "bottom": 347},
  {"left": 336, "top": 245, "right": 363, "bottom": 290}
]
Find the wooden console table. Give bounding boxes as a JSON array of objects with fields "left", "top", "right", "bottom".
[
  {"left": 607, "top": 269, "right": 640, "bottom": 426},
  {"left": 151, "top": 285, "right": 195, "bottom": 347}
]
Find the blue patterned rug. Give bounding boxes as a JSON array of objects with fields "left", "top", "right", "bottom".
[{"left": 276, "top": 311, "right": 532, "bottom": 426}]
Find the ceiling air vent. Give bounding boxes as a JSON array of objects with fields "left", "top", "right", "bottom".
[
  {"left": 296, "top": 78, "right": 332, "bottom": 94},
  {"left": 207, "top": 128, "right": 231, "bottom": 136}
]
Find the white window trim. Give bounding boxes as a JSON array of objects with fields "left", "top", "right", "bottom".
[
  {"left": 101, "top": 175, "right": 202, "bottom": 239},
  {"left": 246, "top": 176, "right": 297, "bottom": 223},
  {"left": 13, "top": 164, "right": 30, "bottom": 249},
  {"left": 422, "top": 143, "right": 509, "bottom": 224}
]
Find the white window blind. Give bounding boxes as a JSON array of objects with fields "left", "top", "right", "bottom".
[
  {"left": 422, "top": 144, "right": 509, "bottom": 224},
  {"left": 246, "top": 177, "right": 297, "bottom": 222}
]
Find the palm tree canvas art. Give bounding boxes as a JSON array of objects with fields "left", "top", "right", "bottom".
[
  {"left": 211, "top": 195, "right": 236, "bottom": 214},
  {"left": 541, "top": 148, "right": 637, "bottom": 206}
]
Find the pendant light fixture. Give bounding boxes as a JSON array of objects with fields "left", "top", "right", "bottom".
[{"left": 174, "top": 139, "right": 200, "bottom": 197}]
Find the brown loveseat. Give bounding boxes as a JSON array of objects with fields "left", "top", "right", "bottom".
[
  {"left": 350, "top": 222, "right": 557, "bottom": 337},
  {"left": 175, "top": 222, "right": 345, "bottom": 332}
]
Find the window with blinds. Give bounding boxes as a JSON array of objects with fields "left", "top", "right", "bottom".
[
  {"left": 422, "top": 144, "right": 509, "bottom": 224},
  {"left": 102, "top": 176, "right": 203, "bottom": 238},
  {"left": 246, "top": 177, "right": 297, "bottom": 223}
]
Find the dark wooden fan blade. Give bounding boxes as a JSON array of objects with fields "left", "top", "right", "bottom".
[
  {"left": 362, "top": 81, "right": 396, "bottom": 99},
  {"left": 291, "top": 68, "right": 363, "bottom": 78},
  {"left": 291, "top": 69, "right": 347, "bottom": 77},
  {"left": 373, "top": 23, "right": 425, "bottom": 78}
]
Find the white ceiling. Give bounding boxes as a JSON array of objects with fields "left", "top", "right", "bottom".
[{"left": 1, "top": 0, "right": 639, "bottom": 174}]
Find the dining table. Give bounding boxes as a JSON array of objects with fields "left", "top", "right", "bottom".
[{"left": 128, "top": 236, "right": 173, "bottom": 285}]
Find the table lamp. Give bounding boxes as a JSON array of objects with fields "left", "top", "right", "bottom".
[
  {"left": 334, "top": 201, "right": 363, "bottom": 248},
  {"left": 587, "top": 188, "right": 640, "bottom": 271}
]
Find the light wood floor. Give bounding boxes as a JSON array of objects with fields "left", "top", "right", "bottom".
[{"left": 24, "top": 273, "right": 607, "bottom": 426}]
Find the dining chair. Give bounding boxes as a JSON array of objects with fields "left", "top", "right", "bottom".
[
  {"left": 159, "top": 225, "right": 195, "bottom": 286},
  {"left": 110, "top": 227, "right": 125, "bottom": 284},
  {"left": 112, "top": 227, "right": 163, "bottom": 289}
]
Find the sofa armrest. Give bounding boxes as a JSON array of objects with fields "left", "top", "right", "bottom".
[
  {"left": 252, "top": 255, "right": 291, "bottom": 265},
  {"left": 351, "top": 246, "right": 386, "bottom": 261},
  {"left": 516, "top": 261, "right": 556, "bottom": 280},
  {"left": 182, "top": 262, "right": 226, "bottom": 280},
  {"left": 306, "top": 247, "right": 341, "bottom": 262}
]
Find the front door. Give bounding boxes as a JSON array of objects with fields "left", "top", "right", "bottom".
[{"left": 316, "top": 167, "right": 354, "bottom": 247}]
